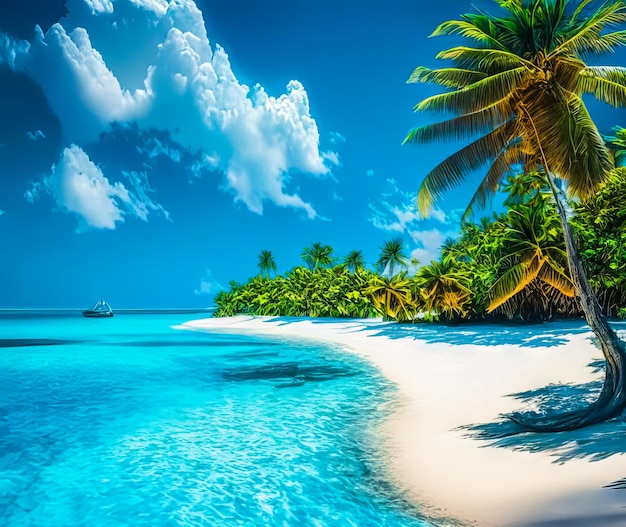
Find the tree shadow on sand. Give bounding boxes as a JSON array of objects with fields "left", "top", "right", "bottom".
[
  {"left": 263, "top": 316, "right": 595, "bottom": 348},
  {"left": 458, "top": 359, "right": 626, "bottom": 491}
]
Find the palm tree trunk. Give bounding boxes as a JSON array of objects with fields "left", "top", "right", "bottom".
[{"left": 512, "top": 176, "right": 626, "bottom": 432}]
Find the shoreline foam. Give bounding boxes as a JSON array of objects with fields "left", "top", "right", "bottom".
[{"left": 178, "top": 316, "right": 626, "bottom": 526}]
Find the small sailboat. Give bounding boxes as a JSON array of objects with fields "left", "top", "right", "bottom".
[{"left": 82, "top": 294, "right": 114, "bottom": 318}]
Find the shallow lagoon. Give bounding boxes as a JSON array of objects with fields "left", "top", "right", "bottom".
[{"left": 0, "top": 313, "right": 436, "bottom": 526}]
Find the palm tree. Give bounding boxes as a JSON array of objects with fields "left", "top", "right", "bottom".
[
  {"left": 257, "top": 250, "right": 277, "bottom": 279},
  {"left": 377, "top": 237, "right": 409, "bottom": 277},
  {"left": 404, "top": 0, "right": 626, "bottom": 431},
  {"left": 367, "top": 273, "right": 416, "bottom": 321},
  {"left": 416, "top": 258, "right": 473, "bottom": 321},
  {"left": 488, "top": 202, "right": 576, "bottom": 319},
  {"left": 342, "top": 250, "right": 366, "bottom": 273},
  {"left": 301, "top": 242, "right": 336, "bottom": 270}
]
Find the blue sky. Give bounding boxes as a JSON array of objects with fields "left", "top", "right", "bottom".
[{"left": 1, "top": 0, "right": 625, "bottom": 308}]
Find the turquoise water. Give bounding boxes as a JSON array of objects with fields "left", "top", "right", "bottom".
[{"left": 0, "top": 313, "right": 436, "bottom": 527}]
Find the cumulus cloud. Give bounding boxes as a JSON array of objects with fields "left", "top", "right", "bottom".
[
  {"left": 366, "top": 169, "right": 375, "bottom": 178},
  {"left": 195, "top": 269, "right": 223, "bottom": 296},
  {"left": 27, "top": 145, "right": 168, "bottom": 232},
  {"left": 2, "top": 0, "right": 335, "bottom": 220}
]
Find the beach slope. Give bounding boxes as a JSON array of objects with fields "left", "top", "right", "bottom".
[{"left": 179, "top": 316, "right": 626, "bottom": 527}]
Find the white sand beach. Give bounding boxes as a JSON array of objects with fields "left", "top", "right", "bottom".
[{"left": 179, "top": 316, "right": 626, "bottom": 527}]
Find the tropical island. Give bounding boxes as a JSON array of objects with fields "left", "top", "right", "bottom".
[
  {"left": 4, "top": 0, "right": 626, "bottom": 526},
  {"left": 193, "top": 0, "right": 626, "bottom": 524}
]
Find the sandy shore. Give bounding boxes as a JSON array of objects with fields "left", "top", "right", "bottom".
[{"left": 178, "top": 316, "right": 626, "bottom": 527}]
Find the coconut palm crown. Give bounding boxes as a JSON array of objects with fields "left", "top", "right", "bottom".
[
  {"left": 377, "top": 238, "right": 409, "bottom": 277},
  {"left": 257, "top": 250, "right": 277, "bottom": 278},
  {"left": 301, "top": 242, "right": 336, "bottom": 270},
  {"left": 405, "top": 0, "right": 626, "bottom": 215},
  {"left": 342, "top": 250, "right": 366, "bottom": 273}
]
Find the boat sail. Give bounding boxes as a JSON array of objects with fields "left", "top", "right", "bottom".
[{"left": 82, "top": 294, "right": 114, "bottom": 318}]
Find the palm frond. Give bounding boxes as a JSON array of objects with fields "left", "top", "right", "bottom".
[
  {"left": 431, "top": 17, "right": 506, "bottom": 50},
  {"left": 576, "top": 73, "right": 626, "bottom": 107},
  {"left": 547, "top": 89, "right": 613, "bottom": 199},
  {"left": 415, "top": 67, "right": 527, "bottom": 115},
  {"left": 463, "top": 144, "right": 525, "bottom": 219},
  {"left": 571, "top": 30, "right": 626, "bottom": 57},
  {"left": 404, "top": 97, "right": 512, "bottom": 144},
  {"left": 551, "top": 1, "right": 626, "bottom": 58},
  {"left": 488, "top": 257, "right": 542, "bottom": 312},
  {"left": 436, "top": 46, "right": 535, "bottom": 72},
  {"left": 406, "top": 66, "right": 487, "bottom": 87},
  {"left": 417, "top": 121, "right": 517, "bottom": 215},
  {"left": 537, "top": 260, "right": 575, "bottom": 296}
]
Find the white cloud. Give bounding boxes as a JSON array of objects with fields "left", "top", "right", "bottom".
[
  {"left": 122, "top": 170, "right": 172, "bottom": 222},
  {"left": 29, "top": 145, "right": 168, "bottom": 232},
  {"left": 322, "top": 151, "right": 341, "bottom": 167},
  {"left": 27, "top": 130, "right": 46, "bottom": 141},
  {"left": 0, "top": 33, "right": 30, "bottom": 69},
  {"left": 83, "top": 0, "right": 114, "bottom": 14},
  {"left": 45, "top": 145, "right": 128, "bottom": 231},
  {"left": 1, "top": 0, "right": 335, "bottom": 220},
  {"left": 370, "top": 178, "right": 450, "bottom": 232},
  {"left": 0, "top": 209, "right": 4, "bottom": 216},
  {"left": 366, "top": 169, "right": 374, "bottom": 178},
  {"left": 370, "top": 179, "right": 460, "bottom": 266},
  {"left": 329, "top": 131, "right": 346, "bottom": 145},
  {"left": 332, "top": 192, "right": 343, "bottom": 202},
  {"left": 410, "top": 228, "right": 457, "bottom": 266},
  {"left": 195, "top": 269, "right": 223, "bottom": 296}
]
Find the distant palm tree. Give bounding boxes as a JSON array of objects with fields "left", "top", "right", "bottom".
[
  {"left": 257, "top": 250, "right": 277, "bottom": 279},
  {"left": 301, "top": 242, "right": 336, "bottom": 270},
  {"left": 377, "top": 238, "right": 408, "bottom": 277},
  {"left": 404, "top": 0, "right": 626, "bottom": 431},
  {"left": 342, "top": 250, "right": 366, "bottom": 273}
]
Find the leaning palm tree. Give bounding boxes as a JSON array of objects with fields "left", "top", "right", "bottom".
[
  {"left": 342, "top": 250, "right": 366, "bottom": 273},
  {"left": 257, "top": 250, "right": 277, "bottom": 279},
  {"left": 301, "top": 242, "right": 336, "bottom": 270},
  {"left": 377, "top": 238, "right": 409, "bottom": 277},
  {"left": 404, "top": 0, "right": 626, "bottom": 431}
]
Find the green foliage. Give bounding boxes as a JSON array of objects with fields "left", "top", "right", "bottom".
[
  {"left": 216, "top": 163, "right": 626, "bottom": 324},
  {"left": 214, "top": 266, "right": 383, "bottom": 319},
  {"left": 301, "top": 242, "right": 336, "bottom": 270},
  {"left": 572, "top": 167, "right": 626, "bottom": 315},
  {"left": 367, "top": 273, "right": 417, "bottom": 322}
]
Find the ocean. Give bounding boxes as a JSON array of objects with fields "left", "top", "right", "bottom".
[{"left": 0, "top": 312, "right": 437, "bottom": 527}]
